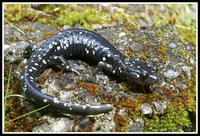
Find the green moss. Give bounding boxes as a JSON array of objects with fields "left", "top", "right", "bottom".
[
  {"left": 144, "top": 101, "right": 191, "bottom": 132},
  {"left": 149, "top": 69, "right": 196, "bottom": 132}
]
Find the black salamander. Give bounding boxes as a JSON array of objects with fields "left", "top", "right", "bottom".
[{"left": 21, "top": 29, "right": 159, "bottom": 115}]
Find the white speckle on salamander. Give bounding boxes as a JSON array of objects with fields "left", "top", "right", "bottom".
[
  {"left": 53, "top": 98, "right": 59, "bottom": 104},
  {"left": 83, "top": 105, "right": 86, "bottom": 109},
  {"left": 84, "top": 38, "right": 88, "bottom": 43},
  {"left": 57, "top": 46, "right": 60, "bottom": 51},
  {"left": 64, "top": 103, "right": 67, "bottom": 106},
  {"left": 38, "top": 56, "right": 42, "bottom": 61},
  {"left": 64, "top": 46, "right": 67, "bottom": 50},
  {"left": 43, "top": 99, "right": 48, "bottom": 103},
  {"left": 149, "top": 75, "right": 158, "bottom": 80},
  {"left": 103, "top": 47, "right": 109, "bottom": 51},
  {"left": 31, "top": 67, "right": 37, "bottom": 71},
  {"left": 49, "top": 43, "right": 53, "bottom": 49},
  {"left": 92, "top": 50, "right": 95, "bottom": 55},
  {"left": 42, "top": 60, "right": 47, "bottom": 65}
]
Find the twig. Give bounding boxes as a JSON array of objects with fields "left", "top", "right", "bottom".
[
  {"left": 4, "top": 18, "right": 26, "bottom": 36},
  {"left": 112, "top": 7, "right": 136, "bottom": 27}
]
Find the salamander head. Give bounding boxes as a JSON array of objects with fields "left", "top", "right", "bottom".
[
  {"left": 124, "top": 59, "right": 159, "bottom": 85},
  {"left": 23, "top": 44, "right": 37, "bottom": 58}
]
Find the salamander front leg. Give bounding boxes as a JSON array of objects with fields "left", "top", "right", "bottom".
[
  {"left": 95, "top": 61, "right": 113, "bottom": 82},
  {"left": 49, "top": 56, "right": 85, "bottom": 76}
]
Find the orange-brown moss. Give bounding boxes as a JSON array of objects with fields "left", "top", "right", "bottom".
[
  {"left": 114, "top": 113, "right": 129, "bottom": 132},
  {"left": 38, "top": 69, "right": 56, "bottom": 85},
  {"left": 69, "top": 117, "right": 95, "bottom": 132},
  {"left": 76, "top": 81, "right": 98, "bottom": 96},
  {"left": 4, "top": 63, "right": 47, "bottom": 132},
  {"left": 164, "top": 89, "right": 176, "bottom": 99}
]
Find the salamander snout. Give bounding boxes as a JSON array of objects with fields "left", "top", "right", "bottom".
[{"left": 125, "top": 60, "right": 159, "bottom": 85}]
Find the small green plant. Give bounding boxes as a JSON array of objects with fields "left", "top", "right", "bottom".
[
  {"left": 4, "top": 65, "right": 12, "bottom": 127},
  {"left": 4, "top": 65, "right": 50, "bottom": 128}
]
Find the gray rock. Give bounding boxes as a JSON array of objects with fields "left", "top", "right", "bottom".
[
  {"left": 152, "top": 101, "right": 164, "bottom": 115},
  {"left": 118, "top": 32, "right": 126, "bottom": 37},
  {"left": 163, "top": 69, "right": 180, "bottom": 79},
  {"left": 128, "top": 121, "right": 143, "bottom": 132},
  {"left": 129, "top": 42, "right": 144, "bottom": 52},
  {"left": 168, "top": 42, "right": 177, "bottom": 48},
  {"left": 181, "top": 66, "right": 193, "bottom": 81},
  {"left": 141, "top": 103, "right": 152, "bottom": 116},
  {"left": 77, "top": 117, "right": 91, "bottom": 129},
  {"left": 33, "top": 117, "right": 72, "bottom": 132}
]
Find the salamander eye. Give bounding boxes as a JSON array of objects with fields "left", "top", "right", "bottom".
[{"left": 141, "top": 71, "right": 149, "bottom": 79}]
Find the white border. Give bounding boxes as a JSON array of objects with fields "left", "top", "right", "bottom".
[{"left": 2, "top": 2, "right": 198, "bottom": 134}]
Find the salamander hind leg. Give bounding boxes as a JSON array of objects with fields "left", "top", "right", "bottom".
[
  {"left": 95, "top": 61, "right": 113, "bottom": 82},
  {"left": 49, "top": 56, "right": 85, "bottom": 76}
]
